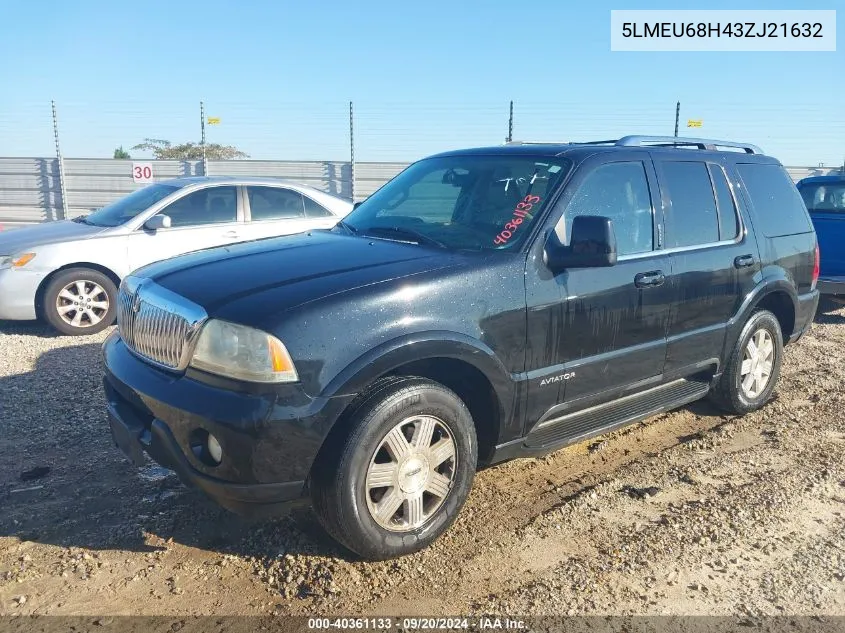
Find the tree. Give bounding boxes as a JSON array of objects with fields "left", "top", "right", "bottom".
[
  {"left": 113, "top": 146, "right": 131, "bottom": 159},
  {"left": 130, "top": 138, "right": 248, "bottom": 160}
]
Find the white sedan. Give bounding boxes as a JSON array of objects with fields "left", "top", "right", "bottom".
[{"left": 0, "top": 177, "right": 352, "bottom": 335}]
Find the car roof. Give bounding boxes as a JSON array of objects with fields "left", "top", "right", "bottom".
[
  {"left": 158, "top": 176, "right": 336, "bottom": 196},
  {"left": 427, "top": 143, "right": 779, "bottom": 163},
  {"left": 796, "top": 174, "right": 845, "bottom": 185}
]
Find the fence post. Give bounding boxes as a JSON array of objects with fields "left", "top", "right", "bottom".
[
  {"left": 507, "top": 100, "right": 514, "bottom": 143},
  {"left": 51, "top": 100, "right": 69, "bottom": 220},
  {"left": 349, "top": 101, "right": 355, "bottom": 202},
  {"left": 200, "top": 101, "right": 208, "bottom": 176},
  {"left": 674, "top": 101, "right": 680, "bottom": 138}
]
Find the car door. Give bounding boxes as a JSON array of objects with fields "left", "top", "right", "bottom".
[
  {"left": 126, "top": 185, "right": 243, "bottom": 272},
  {"left": 524, "top": 153, "right": 672, "bottom": 427},
  {"left": 653, "top": 157, "right": 757, "bottom": 378},
  {"left": 242, "top": 186, "right": 337, "bottom": 240}
]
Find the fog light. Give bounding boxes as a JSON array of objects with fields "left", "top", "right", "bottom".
[
  {"left": 189, "top": 428, "right": 223, "bottom": 467},
  {"left": 207, "top": 433, "right": 223, "bottom": 464}
]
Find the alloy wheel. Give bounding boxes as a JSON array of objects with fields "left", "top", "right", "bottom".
[
  {"left": 365, "top": 415, "right": 457, "bottom": 532},
  {"left": 55, "top": 279, "right": 110, "bottom": 329},
  {"left": 740, "top": 328, "right": 775, "bottom": 399}
]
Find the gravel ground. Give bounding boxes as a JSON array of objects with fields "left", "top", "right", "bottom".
[{"left": 1, "top": 300, "right": 844, "bottom": 617}]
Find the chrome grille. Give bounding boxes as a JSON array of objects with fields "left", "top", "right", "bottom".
[{"left": 116, "top": 276, "right": 207, "bottom": 371}]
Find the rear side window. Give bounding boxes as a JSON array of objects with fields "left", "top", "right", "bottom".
[
  {"left": 659, "top": 161, "right": 719, "bottom": 247},
  {"left": 736, "top": 163, "right": 814, "bottom": 237},
  {"left": 303, "top": 195, "right": 333, "bottom": 217},
  {"left": 709, "top": 165, "right": 741, "bottom": 240},
  {"left": 247, "top": 186, "right": 304, "bottom": 220}
]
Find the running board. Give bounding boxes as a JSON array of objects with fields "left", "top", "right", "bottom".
[{"left": 524, "top": 377, "right": 710, "bottom": 450}]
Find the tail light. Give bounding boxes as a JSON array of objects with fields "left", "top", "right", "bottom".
[{"left": 812, "top": 244, "right": 820, "bottom": 289}]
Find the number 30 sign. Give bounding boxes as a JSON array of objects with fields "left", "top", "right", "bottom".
[{"left": 132, "top": 162, "right": 154, "bottom": 183}]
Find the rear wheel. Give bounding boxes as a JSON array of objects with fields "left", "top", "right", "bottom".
[
  {"left": 310, "top": 377, "right": 477, "bottom": 560},
  {"left": 43, "top": 268, "right": 117, "bottom": 336},
  {"left": 710, "top": 310, "right": 783, "bottom": 414}
]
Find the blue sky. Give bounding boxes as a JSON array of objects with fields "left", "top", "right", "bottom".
[{"left": 0, "top": 0, "right": 842, "bottom": 166}]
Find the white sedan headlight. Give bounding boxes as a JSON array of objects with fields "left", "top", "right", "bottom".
[
  {"left": 0, "top": 253, "right": 36, "bottom": 270},
  {"left": 189, "top": 319, "right": 298, "bottom": 383}
]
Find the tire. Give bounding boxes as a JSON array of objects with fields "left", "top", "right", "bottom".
[
  {"left": 709, "top": 309, "right": 783, "bottom": 415},
  {"left": 43, "top": 268, "right": 118, "bottom": 336},
  {"left": 310, "top": 376, "right": 478, "bottom": 560}
]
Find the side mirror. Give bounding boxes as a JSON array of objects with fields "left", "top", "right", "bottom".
[
  {"left": 544, "top": 215, "right": 618, "bottom": 272},
  {"left": 353, "top": 201, "right": 363, "bottom": 210},
  {"left": 144, "top": 214, "right": 171, "bottom": 231}
]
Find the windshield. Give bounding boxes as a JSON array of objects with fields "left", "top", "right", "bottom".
[
  {"left": 798, "top": 181, "right": 845, "bottom": 213},
  {"left": 84, "top": 183, "right": 182, "bottom": 227},
  {"left": 341, "top": 155, "right": 572, "bottom": 251}
]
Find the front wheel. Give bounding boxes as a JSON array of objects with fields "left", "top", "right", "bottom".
[
  {"left": 42, "top": 268, "right": 117, "bottom": 336},
  {"left": 310, "top": 377, "right": 478, "bottom": 560},
  {"left": 710, "top": 309, "right": 783, "bottom": 414}
]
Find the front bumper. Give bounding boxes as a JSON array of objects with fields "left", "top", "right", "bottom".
[
  {"left": 0, "top": 267, "right": 44, "bottom": 320},
  {"left": 818, "top": 277, "right": 845, "bottom": 297},
  {"left": 102, "top": 332, "right": 355, "bottom": 517}
]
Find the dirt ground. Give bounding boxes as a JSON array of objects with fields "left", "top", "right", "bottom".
[{"left": 1, "top": 300, "right": 844, "bottom": 618}]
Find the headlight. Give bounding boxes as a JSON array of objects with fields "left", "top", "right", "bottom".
[
  {"left": 189, "top": 319, "right": 298, "bottom": 383},
  {"left": 0, "top": 253, "right": 36, "bottom": 270}
]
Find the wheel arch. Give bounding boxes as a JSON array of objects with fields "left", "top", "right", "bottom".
[
  {"left": 725, "top": 279, "right": 797, "bottom": 364},
  {"left": 35, "top": 262, "right": 122, "bottom": 317},
  {"left": 315, "top": 333, "right": 515, "bottom": 468}
]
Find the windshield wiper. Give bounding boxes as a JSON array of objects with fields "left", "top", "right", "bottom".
[{"left": 359, "top": 226, "right": 447, "bottom": 248}]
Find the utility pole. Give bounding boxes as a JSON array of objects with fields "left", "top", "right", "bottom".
[
  {"left": 200, "top": 101, "right": 207, "bottom": 176},
  {"left": 51, "top": 100, "right": 68, "bottom": 220},
  {"left": 349, "top": 101, "right": 355, "bottom": 203},
  {"left": 507, "top": 100, "right": 514, "bottom": 143},
  {"left": 674, "top": 101, "right": 680, "bottom": 138}
]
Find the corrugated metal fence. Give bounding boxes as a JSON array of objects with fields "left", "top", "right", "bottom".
[{"left": 0, "top": 157, "right": 841, "bottom": 225}]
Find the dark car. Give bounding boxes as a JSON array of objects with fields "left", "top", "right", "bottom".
[
  {"left": 103, "top": 135, "right": 819, "bottom": 560},
  {"left": 796, "top": 174, "right": 845, "bottom": 301}
]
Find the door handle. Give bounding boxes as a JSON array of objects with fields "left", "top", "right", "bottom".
[
  {"left": 734, "top": 254, "right": 755, "bottom": 269},
  {"left": 222, "top": 230, "right": 240, "bottom": 239},
  {"left": 634, "top": 270, "right": 665, "bottom": 288}
]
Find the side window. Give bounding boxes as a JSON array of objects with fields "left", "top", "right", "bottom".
[
  {"left": 736, "top": 163, "right": 814, "bottom": 237},
  {"left": 247, "top": 186, "right": 305, "bottom": 221},
  {"left": 708, "top": 164, "right": 740, "bottom": 240},
  {"left": 303, "top": 195, "right": 333, "bottom": 217},
  {"left": 559, "top": 161, "right": 654, "bottom": 256},
  {"left": 659, "top": 161, "right": 719, "bottom": 247},
  {"left": 160, "top": 186, "right": 237, "bottom": 227}
]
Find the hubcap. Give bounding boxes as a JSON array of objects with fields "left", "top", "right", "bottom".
[
  {"left": 364, "top": 415, "right": 457, "bottom": 532},
  {"left": 740, "top": 328, "right": 774, "bottom": 399},
  {"left": 55, "top": 280, "right": 109, "bottom": 328}
]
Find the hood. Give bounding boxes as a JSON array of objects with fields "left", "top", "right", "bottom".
[
  {"left": 0, "top": 220, "right": 108, "bottom": 253},
  {"left": 140, "top": 230, "right": 464, "bottom": 314}
]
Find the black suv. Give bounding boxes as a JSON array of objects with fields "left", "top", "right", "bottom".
[{"left": 103, "top": 136, "right": 819, "bottom": 560}]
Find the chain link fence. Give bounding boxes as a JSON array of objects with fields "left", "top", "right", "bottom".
[{"left": 0, "top": 99, "right": 843, "bottom": 224}]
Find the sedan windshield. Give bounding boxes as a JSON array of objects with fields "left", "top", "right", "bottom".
[
  {"left": 799, "top": 181, "right": 845, "bottom": 212},
  {"left": 84, "top": 183, "right": 181, "bottom": 227},
  {"left": 341, "top": 155, "right": 572, "bottom": 251}
]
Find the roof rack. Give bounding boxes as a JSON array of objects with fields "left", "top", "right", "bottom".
[
  {"left": 507, "top": 136, "right": 763, "bottom": 155},
  {"left": 577, "top": 135, "right": 763, "bottom": 154},
  {"left": 503, "top": 140, "right": 571, "bottom": 145}
]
